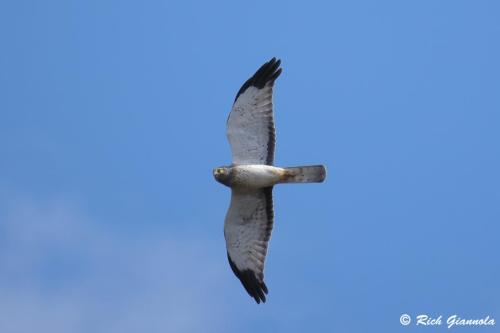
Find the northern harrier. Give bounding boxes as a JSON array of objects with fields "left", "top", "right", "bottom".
[{"left": 213, "top": 58, "right": 326, "bottom": 303}]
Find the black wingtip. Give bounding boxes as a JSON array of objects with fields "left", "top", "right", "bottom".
[
  {"left": 227, "top": 252, "right": 269, "bottom": 304},
  {"left": 234, "top": 57, "right": 283, "bottom": 102}
]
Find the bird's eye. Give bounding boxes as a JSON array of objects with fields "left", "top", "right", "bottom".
[{"left": 216, "top": 168, "right": 223, "bottom": 174}]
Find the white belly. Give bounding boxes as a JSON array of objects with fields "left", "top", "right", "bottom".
[{"left": 231, "top": 164, "right": 284, "bottom": 188}]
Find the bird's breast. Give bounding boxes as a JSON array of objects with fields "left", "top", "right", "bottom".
[{"left": 230, "top": 165, "right": 284, "bottom": 189}]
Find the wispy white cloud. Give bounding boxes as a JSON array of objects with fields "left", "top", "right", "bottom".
[{"left": 0, "top": 195, "right": 232, "bottom": 333}]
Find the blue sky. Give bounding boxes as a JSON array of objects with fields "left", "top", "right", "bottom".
[{"left": 1, "top": 0, "right": 499, "bottom": 332}]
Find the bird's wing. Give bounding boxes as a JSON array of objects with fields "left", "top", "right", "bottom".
[
  {"left": 227, "top": 58, "right": 282, "bottom": 165},
  {"left": 224, "top": 187, "right": 274, "bottom": 303}
]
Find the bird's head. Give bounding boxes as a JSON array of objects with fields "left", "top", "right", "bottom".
[{"left": 213, "top": 166, "right": 232, "bottom": 187}]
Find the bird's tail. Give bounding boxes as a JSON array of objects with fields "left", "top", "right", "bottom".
[{"left": 280, "top": 165, "right": 327, "bottom": 183}]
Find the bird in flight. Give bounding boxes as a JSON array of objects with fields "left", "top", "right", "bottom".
[{"left": 213, "top": 58, "right": 326, "bottom": 304}]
